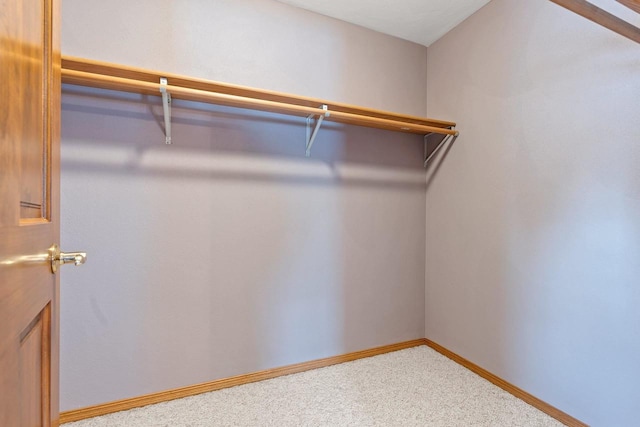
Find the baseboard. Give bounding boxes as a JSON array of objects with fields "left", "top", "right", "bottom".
[
  {"left": 59, "top": 338, "right": 425, "bottom": 424},
  {"left": 423, "top": 338, "right": 588, "bottom": 427},
  {"left": 61, "top": 337, "right": 587, "bottom": 426}
]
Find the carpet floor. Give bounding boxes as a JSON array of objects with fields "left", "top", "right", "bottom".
[{"left": 64, "top": 346, "right": 563, "bottom": 426}]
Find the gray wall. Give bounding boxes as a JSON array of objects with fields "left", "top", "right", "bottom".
[
  {"left": 425, "top": 0, "right": 640, "bottom": 425},
  {"left": 60, "top": 0, "right": 428, "bottom": 411}
]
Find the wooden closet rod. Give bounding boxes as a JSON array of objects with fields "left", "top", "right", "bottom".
[
  {"left": 63, "top": 69, "right": 330, "bottom": 118},
  {"left": 61, "top": 57, "right": 458, "bottom": 137},
  {"left": 550, "top": 0, "right": 640, "bottom": 44}
]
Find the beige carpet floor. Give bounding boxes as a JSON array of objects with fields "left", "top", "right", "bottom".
[{"left": 64, "top": 345, "right": 564, "bottom": 426}]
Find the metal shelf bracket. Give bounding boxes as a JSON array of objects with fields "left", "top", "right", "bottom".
[
  {"left": 424, "top": 129, "right": 458, "bottom": 167},
  {"left": 305, "top": 104, "right": 330, "bottom": 157},
  {"left": 159, "top": 77, "right": 172, "bottom": 144}
]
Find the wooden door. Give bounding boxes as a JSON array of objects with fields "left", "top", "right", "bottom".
[{"left": 0, "top": 0, "right": 61, "bottom": 425}]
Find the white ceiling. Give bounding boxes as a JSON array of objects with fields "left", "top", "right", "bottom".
[{"left": 276, "top": 0, "right": 491, "bottom": 47}]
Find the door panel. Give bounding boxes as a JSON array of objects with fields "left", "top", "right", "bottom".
[
  {"left": 0, "top": 0, "right": 60, "bottom": 425},
  {"left": 20, "top": 321, "right": 44, "bottom": 426},
  {"left": 19, "top": 0, "right": 48, "bottom": 220},
  {"left": 19, "top": 306, "right": 51, "bottom": 427}
]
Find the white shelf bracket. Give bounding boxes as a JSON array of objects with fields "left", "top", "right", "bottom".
[
  {"left": 305, "top": 104, "right": 329, "bottom": 157},
  {"left": 159, "top": 77, "right": 172, "bottom": 144}
]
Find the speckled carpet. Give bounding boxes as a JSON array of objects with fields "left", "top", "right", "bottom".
[{"left": 64, "top": 346, "right": 563, "bottom": 426}]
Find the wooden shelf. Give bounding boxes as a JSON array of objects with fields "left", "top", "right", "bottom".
[{"left": 61, "top": 56, "right": 458, "bottom": 137}]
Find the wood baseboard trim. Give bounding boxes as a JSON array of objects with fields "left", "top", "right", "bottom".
[
  {"left": 61, "top": 338, "right": 587, "bottom": 426},
  {"left": 423, "top": 338, "right": 588, "bottom": 427},
  {"left": 59, "top": 338, "right": 425, "bottom": 424}
]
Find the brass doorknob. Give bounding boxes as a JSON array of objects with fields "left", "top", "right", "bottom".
[{"left": 49, "top": 244, "right": 87, "bottom": 273}]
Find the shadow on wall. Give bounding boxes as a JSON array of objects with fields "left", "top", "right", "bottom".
[
  {"left": 58, "top": 86, "right": 428, "bottom": 410},
  {"left": 63, "top": 85, "right": 422, "bottom": 174}
]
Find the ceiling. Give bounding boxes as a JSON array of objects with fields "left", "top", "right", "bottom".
[{"left": 276, "top": 0, "right": 491, "bottom": 47}]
